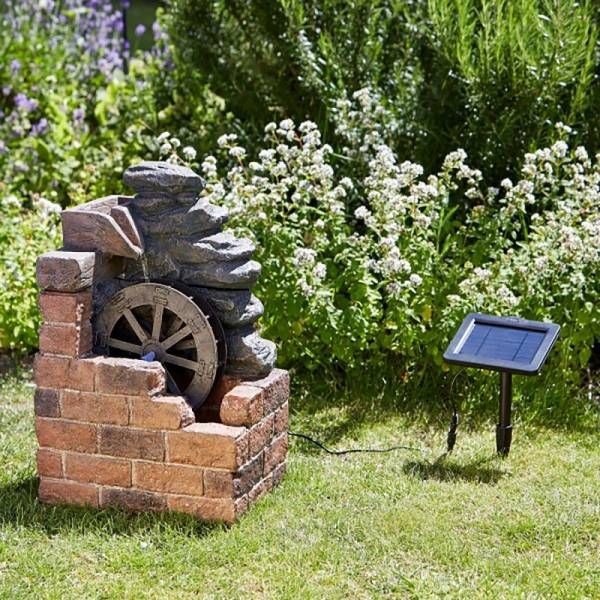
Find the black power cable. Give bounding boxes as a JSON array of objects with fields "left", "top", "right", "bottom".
[
  {"left": 288, "top": 431, "right": 424, "bottom": 455},
  {"left": 288, "top": 369, "right": 466, "bottom": 457}
]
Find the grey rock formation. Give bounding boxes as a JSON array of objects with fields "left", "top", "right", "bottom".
[
  {"left": 124, "top": 161, "right": 205, "bottom": 196},
  {"left": 120, "top": 161, "right": 275, "bottom": 378},
  {"left": 224, "top": 327, "right": 277, "bottom": 378},
  {"left": 193, "top": 288, "right": 264, "bottom": 328}
]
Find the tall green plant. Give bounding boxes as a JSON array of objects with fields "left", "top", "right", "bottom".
[
  {"left": 424, "top": 0, "right": 598, "bottom": 179},
  {"left": 167, "top": 0, "right": 425, "bottom": 145},
  {"left": 167, "top": 0, "right": 599, "bottom": 180}
]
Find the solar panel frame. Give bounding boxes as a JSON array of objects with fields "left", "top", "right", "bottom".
[{"left": 443, "top": 313, "right": 560, "bottom": 375}]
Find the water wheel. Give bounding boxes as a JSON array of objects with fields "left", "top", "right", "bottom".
[{"left": 95, "top": 282, "right": 222, "bottom": 409}]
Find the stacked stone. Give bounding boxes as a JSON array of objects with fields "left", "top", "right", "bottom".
[
  {"left": 34, "top": 248, "right": 288, "bottom": 523},
  {"left": 120, "top": 162, "right": 275, "bottom": 379}
]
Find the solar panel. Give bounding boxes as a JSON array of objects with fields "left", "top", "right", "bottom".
[{"left": 444, "top": 313, "right": 559, "bottom": 375}]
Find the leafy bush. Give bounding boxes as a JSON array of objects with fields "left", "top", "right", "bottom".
[
  {"left": 175, "top": 92, "right": 600, "bottom": 411},
  {"left": 0, "top": 0, "right": 226, "bottom": 352},
  {"left": 167, "top": 0, "right": 599, "bottom": 180},
  {"left": 0, "top": 195, "right": 61, "bottom": 352}
]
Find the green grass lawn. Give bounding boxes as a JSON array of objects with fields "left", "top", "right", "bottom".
[{"left": 0, "top": 370, "right": 598, "bottom": 599}]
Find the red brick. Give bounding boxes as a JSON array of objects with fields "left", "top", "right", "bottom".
[
  {"left": 99, "top": 426, "right": 164, "bottom": 461},
  {"left": 272, "top": 462, "right": 287, "bottom": 488},
  {"left": 34, "top": 388, "right": 61, "bottom": 417},
  {"left": 39, "top": 322, "right": 92, "bottom": 358},
  {"left": 65, "top": 453, "right": 131, "bottom": 487},
  {"left": 234, "top": 453, "right": 264, "bottom": 497},
  {"left": 220, "top": 385, "right": 264, "bottom": 426},
  {"left": 35, "top": 418, "right": 97, "bottom": 453},
  {"left": 250, "top": 369, "right": 289, "bottom": 414},
  {"left": 100, "top": 487, "right": 166, "bottom": 512},
  {"left": 248, "top": 414, "right": 274, "bottom": 457},
  {"left": 39, "top": 477, "right": 98, "bottom": 507},
  {"left": 234, "top": 494, "right": 249, "bottom": 517},
  {"left": 68, "top": 357, "right": 100, "bottom": 392},
  {"left": 166, "top": 423, "right": 248, "bottom": 470},
  {"left": 133, "top": 461, "right": 203, "bottom": 496},
  {"left": 39, "top": 290, "right": 92, "bottom": 324},
  {"left": 61, "top": 391, "right": 129, "bottom": 425},
  {"left": 36, "top": 251, "right": 94, "bottom": 292},
  {"left": 95, "top": 357, "right": 165, "bottom": 397},
  {"left": 264, "top": 433, "right": 288, "bottom": 474},
  {"left": 33, "top": 354, "right": 69, "bottom": 389},
  {"left": 274, "top": 401, "right": 289, "bottom": 434},
  {"left": 130, "top": 396, "right": 194, "bottom": 430},
  {"left": 248, "top": 474, "right": 273, "bottom": 503},
  {"left": 167, "top": 495, "right": 236, "bottom": 523},
  {"left": 204, "top": 375, "right": 242, "bottom": 408},
  {"left": 36, "top": 448, "right": 63, "bottom": 478},
  {"left": 203, "top": 470, "right": 234, "bottom": 498}
]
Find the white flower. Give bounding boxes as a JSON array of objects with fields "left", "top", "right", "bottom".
[
  {"left": 159, "top": 142, "right": 171, "bottom": 155},
  {"left": 157, "top": 131, "right": 170, "bottom": 142},
  {"left": 313, "top": 263, "right": 327, "bottom": 280},
  {"left": 170, "top": 137, "right": 181, "bottom": 149},
  {"left": 182, "top": 146, "right": 197, "bottom": 160},
  {"left": 551, "top": 140, "right": 568, "bottom": 158},
  {"left": 229, "top": 146, "right": 247, "bottom": 160},
  {"left": 279, "top": 119, "right": 294, "bottom": 131},
  {"left": 264, "top": 122, "right": 277, "bottom": 134},
  {"left": 354, "top": 206, "right": 370, "bottom": 220},
  {"left": 501, "top": 178, "right": 513, "bottom": 189},
  {"left": 409, "top": 273, "right": 423, "bottom": 287}
]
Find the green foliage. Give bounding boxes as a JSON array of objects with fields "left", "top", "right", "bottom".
[
  {"left": 0, "top": 198, "right": 61, "bottom": 352},
  {"left": 424, "top": 0, "right": 599, "bottom": 179},
  {"left": 193, "top": 102, "right": 600, "bottom": 410},
  {"left": 0, "top": 2, "right": 228, "bottom": 352},
  {"left": 168, "top": 0, "right": 599, "bottom": 179}
]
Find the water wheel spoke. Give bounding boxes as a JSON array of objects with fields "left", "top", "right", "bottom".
[
  {"left": 152, "top": 303, "right": 164, "bottom": 341},
  {"left": 164, "top": 353, "right": 199, "bottom": 372},
  {"left": 165, "top": 368, "right": 182, "bottom": 395},
  {"left": 172, "top": 338, "right": 197, "bottom": 351},
  {"left": 161, "top": 325, "right": 192, "bottom": 350},
  {"left": 124, "top": 308, "right": 150, "bottom": 343},
  {"left": 165, "top": 316, "right": 183, "bottom": 338},
  {"left": 108, "top": 338, "right": 142, "bottom": 355}
]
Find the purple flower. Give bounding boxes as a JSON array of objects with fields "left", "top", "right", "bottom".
[
  {"left": 0, "top": 140, "right": 7, "bottom": 155},
  {"left": 73, "top": 107, "right": 85, "bottom": 123},
  {"left": 10, "top": 59, "right": 21, "bottom": 75},
  {"left": 2, "top": 86, "right": 11, "bottom": 97},
  {"left": 31, "top": 118, "right": 49, "bottom": 136},
  {"left": 134, "top": 24, "right": 145, "bottom": 37},
  {"left": 14, "top": 93, "right": 38, "bottom": 113}
]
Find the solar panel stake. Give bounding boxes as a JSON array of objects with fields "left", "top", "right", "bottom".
[
  {"left": 497, "top": 371, "right": 513, "bottom": 456},
  {"left": 443, "top": 313, "right": 560, "bottom": 455}
]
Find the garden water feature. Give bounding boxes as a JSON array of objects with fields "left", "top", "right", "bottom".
[{"left": 33, "top": 162, "right": 288, "bottom": 522}]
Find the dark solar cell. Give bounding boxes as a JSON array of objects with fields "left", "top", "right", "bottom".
[{"left": 458, "top": 324, "right": 544, "bottom": 364}]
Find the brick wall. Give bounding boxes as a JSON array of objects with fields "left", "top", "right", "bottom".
[{"left": 34, "top": 250, "right": 288, "bottom": 523}]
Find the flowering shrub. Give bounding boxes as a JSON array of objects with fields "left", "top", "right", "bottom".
[
  {"left": 187, "top": 94, "right": 599, "bottom": 406},
  {"left": 0, "top": 0, "right": 226, "bottom": 352}
]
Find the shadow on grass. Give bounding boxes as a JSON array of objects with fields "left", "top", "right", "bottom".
[
  {"left": 289, "top": 361, "right": 600, "bottom": 448},
  {"left": 0, "top": 475, "right": 224, "bottom": 537},
  {"left": 402, "top": 455, "right": 507, "bottom": 484}
]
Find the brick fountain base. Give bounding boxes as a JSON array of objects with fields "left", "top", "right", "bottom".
[{"left": 34, "top": 230, "right": 288, "bottom": 524}]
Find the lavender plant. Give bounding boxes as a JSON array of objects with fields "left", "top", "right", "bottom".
[{"left": 0, "top": 0, "right": 225, "bottom": 352}]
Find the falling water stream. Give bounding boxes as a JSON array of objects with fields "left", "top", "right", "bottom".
[{"left": 140, "top": 254, "right": 150, "bottom": 283}]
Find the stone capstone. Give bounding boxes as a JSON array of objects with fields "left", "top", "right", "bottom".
[{"left": 123, "top": 161, "right": 205, "bottom": 196}]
